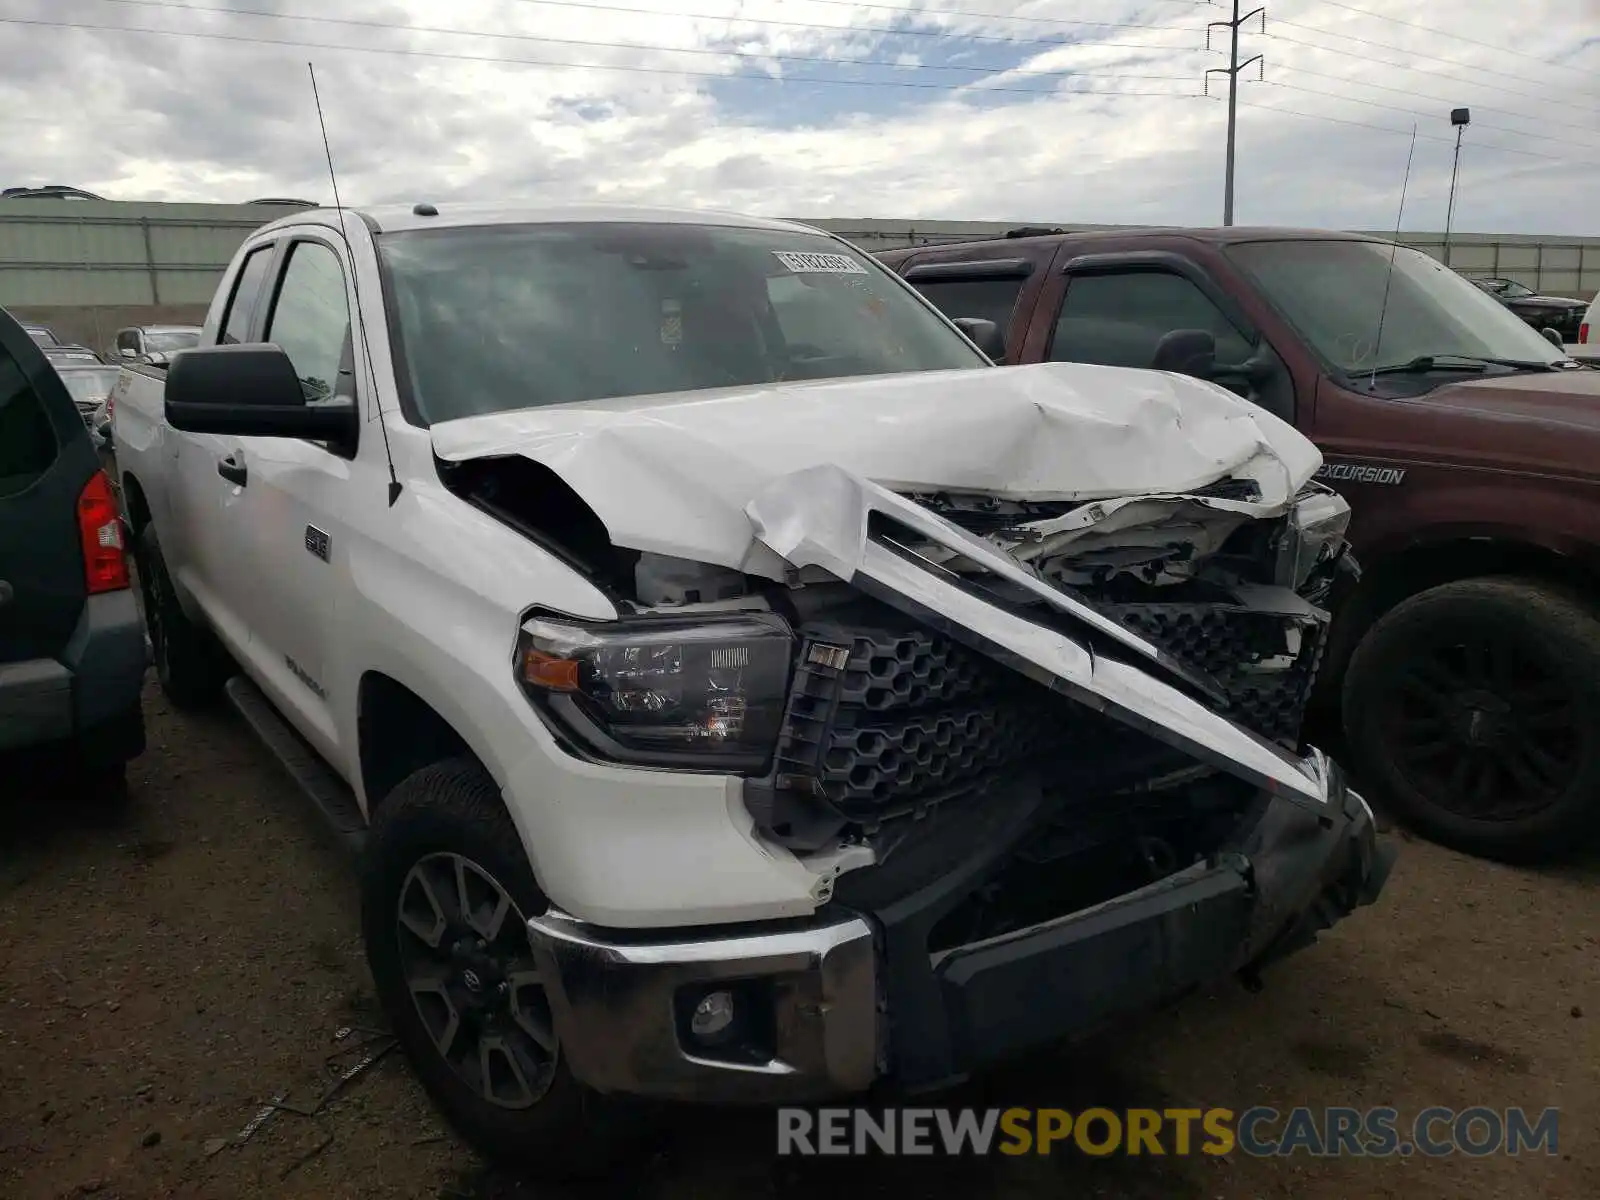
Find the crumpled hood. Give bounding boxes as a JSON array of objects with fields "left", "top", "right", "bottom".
[{"left": 430, "top": 361, "right": 1322, "bottom": 577}]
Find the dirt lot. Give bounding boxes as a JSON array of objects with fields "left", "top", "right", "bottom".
[{"left": 2, "top": 677, "right": 1597, "bottom": 1200}]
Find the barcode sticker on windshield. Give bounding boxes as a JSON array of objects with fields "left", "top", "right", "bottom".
[{"left": 773, "top": 250, "right": 869, "bottom": 275}]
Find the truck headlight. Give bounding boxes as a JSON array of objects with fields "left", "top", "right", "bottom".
[
  {"left": 1277, "top": 487, "right": 1352, "bottom": 591},
  {"left": 515, "top": 612, "right": 794, "bottom": 770}
]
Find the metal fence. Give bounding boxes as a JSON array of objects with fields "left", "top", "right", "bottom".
[{"left": 0, "top": 202, "right": 1594, "bottom": 318}]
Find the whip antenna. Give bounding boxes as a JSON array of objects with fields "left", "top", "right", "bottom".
[{"left": 308, "top": 62, "right": 401, "bottom": 506}]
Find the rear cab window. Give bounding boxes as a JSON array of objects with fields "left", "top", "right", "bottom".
[{"left": 218, "top": 244, "right": 277, "bottom": 345}]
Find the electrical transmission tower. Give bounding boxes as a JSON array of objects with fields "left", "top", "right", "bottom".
[{"left": 1206, "top": 1, "right": 1266, "bottom": 227}]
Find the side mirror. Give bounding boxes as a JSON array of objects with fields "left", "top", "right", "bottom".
[
  {"left": 1540, "top": 327, "right": 1564, "bottom": 347},
  {"left": 165, "top": 344, "right": 358, "bottom": 445},
  {"left": 951, "top": 316, "right": 1007, "bottom": 363},
  {"left": 1151, "top": 328, "right": 1217, "bottom": 379}
]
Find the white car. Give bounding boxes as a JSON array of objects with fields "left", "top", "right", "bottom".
[
  {"left": 110, "top": 202, "right": 1391, "bottom": 1174},
  {"left": 1575, "top": 291, "right": 1599, "bottom": 363}
]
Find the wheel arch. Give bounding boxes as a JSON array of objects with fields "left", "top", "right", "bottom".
[
  {"left": 120, "top": 469, "right": 152, "bottom": 535},
  {"left": 357, "top": 670, "right": 496, "bottom": 820},
  {"left": 1320, "top": 532, "right": 1600, "bottom": 697}
]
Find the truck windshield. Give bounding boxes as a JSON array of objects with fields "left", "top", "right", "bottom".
[
  {"left": 377, "top": 222, "right": 984, "bottom": 423},
  {"left": 1227, "top": 240, "right": 1566, "bottom": 374}
]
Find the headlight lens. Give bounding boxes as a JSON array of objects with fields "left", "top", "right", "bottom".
[
  {"left": 1277, "top": 487, "right": 1351, "bottom": 591},
  {"left": 516, "top": 612, "right": 794, "bottom": 769}
]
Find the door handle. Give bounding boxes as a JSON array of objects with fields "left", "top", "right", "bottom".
[{"left": 217, "top": 453, "right": 248, "bottom": 487}]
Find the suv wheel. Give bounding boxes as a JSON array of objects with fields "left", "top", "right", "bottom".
[
  {"left": 1342, "top": 577, "right": 1600, "bottom": 861},
  {"left": 361, "top": 758, "right": 641, "bottom": 1176},
  {"left": 134, "top": 525, "right": 229, "bottom": 708}
]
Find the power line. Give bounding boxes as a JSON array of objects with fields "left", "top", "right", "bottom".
[
  {"left": 1273, "top": 62, "right": 1600, "bottom": 138},
  {"left": 1258, "top": 80, "right": 1600, "bottom": 151},
  {"left": 498, "top": 0, "right": 1203, "bottom": 48},
  {"left": 8, "top": 16, "right": 1201, "bottom": 97},
  {"left": 1311, "top": 0, "right": 1600, "bottom": 79},
  {"left": 1265, "top": 28, "right": 1600, "bottom": 116},
  {"left": 758, "top": 0, "right": 1208, "bottom": 32},
  {"left": 1269, "top": 20, "right": 1600, "bottom": 100},
  {"left": 1236, "top": 100, "right": 1600, "bottom": 168},
  {"left": 87, "top": 1, "right": 1204, "bottom": 84}
]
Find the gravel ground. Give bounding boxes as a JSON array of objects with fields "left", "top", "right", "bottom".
[{"left": 2, "top": 676, "right": 1597, "bottom": 1199}]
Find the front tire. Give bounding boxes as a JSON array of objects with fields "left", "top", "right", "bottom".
[
  {"left": 1342, "top": 577, "right": 1600, "bottom": 862},
  {"left": 360, "top": 758, "right": 640, "bottom": 1177}
]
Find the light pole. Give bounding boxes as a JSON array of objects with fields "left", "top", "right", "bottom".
[{"left": 1443, "top": 107, "right": 1470, "bottom": 267}]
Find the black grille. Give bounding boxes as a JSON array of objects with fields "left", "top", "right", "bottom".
[
  {"left": 1105, "top": 603, "right": 1324, "bottom": 746},
  {"left": 770, "top": 618, "right": 1070, "bottom": 825}
]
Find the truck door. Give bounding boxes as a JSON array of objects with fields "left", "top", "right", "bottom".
[
  {"left": 214, "top": 234, "right": 359, "bottom": 761},
  {"left": 165, "top": 241, "right": 278, "bottom": 655},
  {"left": 1042, "top": 252, "right": 1300, "bottom": 425}
]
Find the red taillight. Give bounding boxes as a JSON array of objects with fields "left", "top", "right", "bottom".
[
  {"left": 78, "top": 470, "right": 130, "bottom": 594},
  {"left": 1581, "top": 322, "right": 1591, "bottom": 345}
]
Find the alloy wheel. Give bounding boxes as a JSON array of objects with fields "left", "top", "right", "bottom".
[{"left": 394, "top": 852, "right": 558, "bottom": 1109}]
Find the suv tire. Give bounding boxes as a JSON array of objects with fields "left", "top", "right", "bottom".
[
  {"left": 1342, "top": 576, "right": 1600, "bottom": 862},
  {"left": 361, "top": 758, "right": 643, "bottom": 1178}
]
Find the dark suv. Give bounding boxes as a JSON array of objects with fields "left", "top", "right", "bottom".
[{"left": 1, "top": 306, "right": 146, "bottom": 792}]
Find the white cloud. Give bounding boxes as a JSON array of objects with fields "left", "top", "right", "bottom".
[{"left": 2, "top": 0, "right": 1597, "bottom": 233}]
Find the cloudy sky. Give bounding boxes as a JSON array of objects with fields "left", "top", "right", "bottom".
[{"left": 4, "top": 0, "right": 1598, "bottom": 233}]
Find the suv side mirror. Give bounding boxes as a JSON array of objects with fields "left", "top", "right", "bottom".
[
  {"left": 1540, "top": 327, "right": 1564, "bottom": 347},
  {"left": 165, "top": 344, "right": 358, "bottom": 445},
  {"left": 951, "top": 316, "right": 1007, "bottom": 363}
]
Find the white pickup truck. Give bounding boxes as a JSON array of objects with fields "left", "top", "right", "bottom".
[{"left": 111, "top": 202, "right": 1393, "bottom": 1174}]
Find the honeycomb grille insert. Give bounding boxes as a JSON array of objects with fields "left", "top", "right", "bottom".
[
  {"left": 773, "top": 621, "right": 1068, "bottom": 824},
  {"left": 1105, "top": 602, "right": 1324, "bottom": 746}
]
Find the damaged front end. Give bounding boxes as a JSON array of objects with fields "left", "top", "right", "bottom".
[{"left": 434, "top": 364, "right": 1391, "bottom": 1101}]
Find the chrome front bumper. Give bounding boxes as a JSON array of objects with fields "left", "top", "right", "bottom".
[
  {"left": 525, "top": 910, "right": 879, "bottom": 1103},
  {"left": 527, "top": 758, "right": 1392, "bottom": 1105}
]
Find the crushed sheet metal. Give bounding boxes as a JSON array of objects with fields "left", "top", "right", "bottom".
[
  {"left": 751, "top": 463, "right": 1218, "bottom": 699},
  {"left": 429, "top": 361, "right": 1322, "bottom": 577},
  {"left": 748, "top": 464, "right": 1330, "bottom": 809}
]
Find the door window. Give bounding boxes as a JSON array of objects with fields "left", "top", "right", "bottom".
[
  {"left": 1050, "top": 272, "right": 1252, "bottom": 368},
  {"left": 115, "top": 329, "right": 138, "bottom": 353},
  {"left": 219, "top": 245, "right": 276, "bottom": 346},
  {"left": 0, "top": 348, "right": 59, "bottom": 498},
  {"left": 264, "top": 241, "right": 354, "bottom": 403},
  {"left": 910, "top": 276, "right": 1026, "bottom": 331}
]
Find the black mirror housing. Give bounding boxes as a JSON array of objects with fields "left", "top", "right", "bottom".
[
  {"left": 165, "top": 344, "right": 358, "bottom": 444},
  {"left": 951, "top": 316, "right": 1008, "bottom": 363}
]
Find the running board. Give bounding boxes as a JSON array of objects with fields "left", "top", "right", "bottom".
[{"left": 223, "top": 675, "right": 368, "bottom": 857}]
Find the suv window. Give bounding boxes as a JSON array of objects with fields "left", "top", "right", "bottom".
[
  {"left": 115, "top": 329, "right": 138, "bottom": 352},
  {"left": 219, "top": 245, "right": 275, "bottom": 346},
  {"left": 909, "top": 276, "right": 1026, "bottom": 332},
  {"left": 0, "top": 344, "right": 59, "bottom": 498},
  {"left": 264, "top": 241, "right": 353, "bottom": 403},
  {"left": 1051, "top": 272, "right": 1252, "bottom": 368}
]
